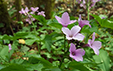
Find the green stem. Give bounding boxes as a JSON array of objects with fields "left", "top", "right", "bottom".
[
  {"left": 64, "top": 35, "right": 66, "bottom": 52},
  {"left": 32, "top": 22, "right": 36, "bottom": 33},
  {"left": 37, "top": 42, "right": 40, "bottom": 54},
  {"left": 59, "top": 35, "right": 66, "bottom": 68},
  {"left": 87, "top": 1, "right": 90, "bottom": 21}
]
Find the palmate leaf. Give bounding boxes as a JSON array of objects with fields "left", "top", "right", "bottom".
[
  {"left": 91, "top": 14, "right": 113, "bottom": 29},
  {"left": 93, "top": 49, "right": 111, "bottom": 71},
  {"left": 44, "top": 35, "right": 52, "bottom": 52}
]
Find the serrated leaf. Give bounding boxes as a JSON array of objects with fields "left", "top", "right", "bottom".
[{"left": 44, "top": 35, "right": 52, "bottom": 52}]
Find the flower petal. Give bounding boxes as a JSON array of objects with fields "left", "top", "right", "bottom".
[
  {"left": 91, "top": 41, "right": 101, "bottom": 55},
  {"left": 31, "top": 7, "right": 39, "bottom": 12},
  {"left": 68, "top": 20, "right": 77, "bottom": 24},
  {"left": 69, "top": 43, "right": 76, "bottom": 52},
  {"left": 71, "top": 54, "right": 83, "bottom": 61},
  {"left": 55, "top": 16, "right": 63, "bottom": 24},
  {"left": 62, "top": 27, "right": 71, "bottom": 36},
  {"left": 8, "top": 44, "right": 12, "bottom": 50},
  {"left": 78, "top": 15, "right": 82, "bottom": 23},
  {"left": 61, "top": 12, "right": 70, "bottom": 24},
  {"left": 25, "top": 7, "right": 29, "bottom": 13},
  {"left": 76, "top": 49, "right": 85, "bottom": 56},
  {"left": 71, "top": 26, "right": 81, "bottom": 36},
  {"left": 66, "top": 36, "right": 73, "bottom": 40},
  {"left": 73, "top": 33, "right": 84, "bottom": 41},
  {"left": 88, "top": 39, "right": 92, "bottom": 47},
  {"left": 79, "top": 20, "right": 91, "bottom": 28},
  {"left": 92, "top": 32, "right": 95, "bottom": 43}
]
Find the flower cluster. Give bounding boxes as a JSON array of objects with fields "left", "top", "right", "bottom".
[
  {"left": 76, "top": 0, "right": 100, "bottom": 9},
  {"left": 55, "top": 12, "right": 102, "bottom": 61},
  {"left": 19, "top": 7, "right": 45, "bottom": 24}
]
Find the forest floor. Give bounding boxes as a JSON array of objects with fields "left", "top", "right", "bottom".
[{"left": 54, "top": 0, "right": 113, "bottom": 19}]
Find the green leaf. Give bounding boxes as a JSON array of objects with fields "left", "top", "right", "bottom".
[
  {"left": 25, "top": 63, "right": 44, "bottom": 71},
  {"left": 49, "top": 23, "right": 62, "bottom": 29},
  {"left": 0, "top": 46, "right": 9, "bottom": 57},
  {"left": 44, "top": 67, "right": 61, "bottom": 71},
  {"left": 20, "top": 46, "right": 30, "bottom": 52},
  {"left": 93, "top": 49, "right": 111, "bottom": 71},
  {"left": 92, "top": 14, "right": 113, "bottom": 29},
  {"left": 44, "top": 35, "right": 52, "bottom": 52},
  {"left": 69, "top": 61, "right": 90, "bottom": 71},
  {"left": 0, "top": 64, "right": 28, "bottom": 71},
  {"left": 25, "top": 39, "right": 36, "bottom": 45},
  {"left": 28, "top": 55, "right": 52, "bottom": 68},
  {"left": 32, "top": 14, "right": 47, "bottom": 25},
  {"left": 0, "top": 65, "right": 5, "bottom": 70},
  {"left": 2, "top": 35, "right": 13, "bottom": 40},
  {"left": 14, "top": 32, "right": 28, "bottom": 39}
]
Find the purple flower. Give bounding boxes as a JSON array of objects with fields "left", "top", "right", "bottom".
[
  {"left": 78, "top": 15, "right": 91, "bottom": 28},
  {"left": 31, "top": 7, "right": 39, "bottom": 12},
  {"left": 8, "top": 44, "right": 12, "bottom": 51},
  {"left": 101, "top": 17, "right": 105, "bottom": 19},
  {"left": 69, "top": 43, "right": 85, "bottom": 61},
  {"left": 80, "top": 3, "right": 86, "bottom": 9},
  {"left": 38, "top": 11, "right": 46, "bottom": 17},
  {"left": 26, "top": 18, "right": 35, "bottom": 24},
  {"left": 62, "top": 26, "right": 85, "bottom": 41},
  {"left": 76, "top": 0, "right": 82, "bottom": 3},
  {"left": 55, "top": 12, "right": 77, "bottom": 27},
  {"left": 19, "top": 7, "right": 29, "bottom": 15},
  {"left": 88, "top": 32, "right": 101, "bottom": 55}
]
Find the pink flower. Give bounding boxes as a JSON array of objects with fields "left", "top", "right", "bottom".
[
  {"left": 55, "top": 12, "right": 77, "bottom": 27},
  {"left": 8, "top": 44, "right": 12, "bottom": 51},
  {"left": 69, "top": 43, "right": 85, "bottom": 61},
  {"left": 78, "top": 15, "right": 91, "bottom": 28},
  {"left": 31, "top": 7, "right": 39, "bottom": 12},
  {"left": 88, "top": 32, "right": 101, "bottom": 55},
  {"left": 76, "top": 0, "right": 82, "bottom": 3},
  {"left": 26, "top": 18, "right": 35, "bottom": 24},
  {"left": 38, "top": 11, "right": 46, "bottom": 17},
  {"left": 19, "top": 7, "right": 29, "bottom": 15},
  {"left": 62, "top": 26, "right": 84, "bottom": 41}
]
